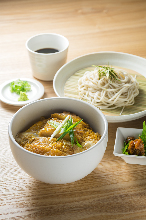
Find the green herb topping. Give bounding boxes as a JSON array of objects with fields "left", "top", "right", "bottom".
[
  {"left": 49, "top": 116, "right": 83, "bottom": 148},
  {"left": 18, "top": 91, "right": 29, "bottom": 101},
  {"left": 140, "top": 121, "right": 146, "bottom": 147},
  {"left": 57, "top": 117, "right": 83, "bottom": 147},
  {"left": 48, "top": 120, "right": 61, "bottom": 129},
  {"left": 10, "top": 79, "right": 31, "bottom": 94},
  {"left": 10, "top": 79, "right": 31, "bottom": 101},
  {"left": 122, "top": 141, "right": 130, "bottom": 155},
  {"left": 94, "top": 65, "right": 119, "bottom": 81}
]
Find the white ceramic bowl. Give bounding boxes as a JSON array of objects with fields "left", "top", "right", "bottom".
[
  {"left": 8, "top": 97, "right": 108, "bottom": 184},
  {"left": 53, "top": 51, "right": 146, "bottom": 123},
  {"left": 113, "top": 127, "right": 146, "bottom": 165},
  {"left": 26, "top": 33, "right": 69, "bottom": 81}
]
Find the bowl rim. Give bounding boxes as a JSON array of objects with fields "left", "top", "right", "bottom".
[
  {"left": 8, "top": 97, "right": 108, "bottom": 159},
  {"left": 25, "top": 33, "right": 69, "bottom": 55}
]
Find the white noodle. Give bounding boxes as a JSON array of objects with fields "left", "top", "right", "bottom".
[{"left": 78, "top": 67, "right": 139, "bottom": 110}]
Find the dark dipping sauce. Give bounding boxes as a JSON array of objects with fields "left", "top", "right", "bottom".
[{"left": 35, "top": 48, "right": 59, "bottom": 54}]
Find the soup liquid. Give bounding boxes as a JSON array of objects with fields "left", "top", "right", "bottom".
[{"left": 35, "top": 48, "right": 59, "bottom": 54}]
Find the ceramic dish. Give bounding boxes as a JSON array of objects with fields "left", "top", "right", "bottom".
[
  {"left": 53, "top": 51, "right": 146, "bottom": 123},
  {"left": 0, "top": 78, "right": 44, "bottom": 106},
  {"left": 26, "top": 33, "right": 69, "bottom": 81},
  {"left": 113, "top": 127, "right": 146, "bottom": 165},
  {"left": 8, "top": 97, "right": 108, "bottom": 184}
]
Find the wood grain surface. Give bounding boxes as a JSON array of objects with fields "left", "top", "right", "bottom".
[{"left": 0, "top": 0, "right": 146, "bottom": 219}]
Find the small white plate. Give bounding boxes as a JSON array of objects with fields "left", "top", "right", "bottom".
[
  {"left": 0, "top": 78, "right": 44, "bottom": 106},
  {"left": 113, "top": 127, "right": 146, "bottom": 165}
]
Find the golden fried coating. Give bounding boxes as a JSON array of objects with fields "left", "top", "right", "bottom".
[{"left": 15, "top": 112, "right": 101, "bottom": 156}]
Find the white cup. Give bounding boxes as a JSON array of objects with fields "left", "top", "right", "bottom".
[{"left": 26, "top": 33, "right": 69, "bottom": 81}]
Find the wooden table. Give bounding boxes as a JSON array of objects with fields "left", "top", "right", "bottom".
[{"left": 0, "top": 0, "right": 146, "bottom": 219}]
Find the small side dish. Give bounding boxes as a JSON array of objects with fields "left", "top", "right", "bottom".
[
  {"left": 0, "top": 78, "right": 44, "bottom": 106},
  {"left": 15, "top": 111, "right": 101, "bottom": 156},
  {"left": 114, "top": 121, "right": 146, "bottom": 165},
  {"left": 122, "top": 121, "right": 146, "bottom": 156}
]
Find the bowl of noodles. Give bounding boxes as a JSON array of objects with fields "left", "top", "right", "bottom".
[
  {"left": 8, "top": 97, "right": 108, "bottom": 184},
  {"left": 53, "top": 51, "right": 146, "bottom": 122}
]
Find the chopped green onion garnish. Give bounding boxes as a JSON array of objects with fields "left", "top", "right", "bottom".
[
  {"left": 75, "top": 137, "right": 82, "bottom": 148},
  {"left": 56, "top": 118, "right": 83, "bottom": 148},
  {"left": 48, "top": 120, "right": 61, "bottom": 129},
  {"left": 10, "top": 79, "right": 31, "bottom": 101},
  {"left": 50, "top": 115, "right": 70, "bottom": 140},
  {"left": 93, "top": 65, "right": 119, "bottom": 81},
  {"left": 10, "top": 79, "right": 31, "bottom": 95}
]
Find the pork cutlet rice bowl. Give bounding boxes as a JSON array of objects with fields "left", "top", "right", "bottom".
[{"left": 8, "top": 97, "right": 108, "bottom": 184}]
